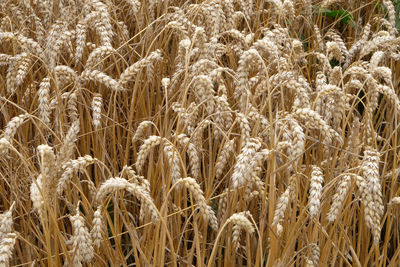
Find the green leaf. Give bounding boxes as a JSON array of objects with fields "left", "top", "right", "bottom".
[
  {"left": 394, "top": 0, "right": 400, "bottom": 33},
  {"left": 322, "top": 9, "right": 355, "bottom": 26}
]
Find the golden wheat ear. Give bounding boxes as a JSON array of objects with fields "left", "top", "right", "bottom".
[{"left": 67, "top": 203, "right": 94, "bottom": 266}]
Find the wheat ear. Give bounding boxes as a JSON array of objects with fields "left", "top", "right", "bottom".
[
  {"left": 96, "top": 177, "right": 159, "bottom": 224},
  {"left": 226, "top": 211, "right": 255, "bottom": 252},
  {"left": 327, "top": 175, "right": 352, "bottom": 222},
  {"left": 231, "top": 138, "right": 261, "bottom": 189},
  {"left": 309, "top": 166, "right": 324, "bottom": 219},
  {"left": 90, "top": 206, "right": 105, "bottom": 248},
  {"left": 176, "top": 177, "right": 218, "bottom": 231},
  {"left": 69, "top": 204, "right": 94, "bottom": 265}
]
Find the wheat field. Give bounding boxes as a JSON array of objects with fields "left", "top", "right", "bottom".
[{"left": 1, "top": 0, "right": 400, "bottom": 266}]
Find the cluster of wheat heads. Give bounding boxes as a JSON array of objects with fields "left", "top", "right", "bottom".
[{"left": 1, "top": 0, "right": 400, "bottom": 266}]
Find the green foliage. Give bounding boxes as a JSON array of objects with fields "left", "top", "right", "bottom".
[
  {"left": 394, "top": 0, "right": 400, "bottom": 33},
  {"left": 321, "top": 9, "right": 355, "bottom": 26}
]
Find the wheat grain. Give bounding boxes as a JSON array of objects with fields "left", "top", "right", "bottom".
[
  {"left": 14, "top": 53, "right": 31, "bottom": 89},
  {"left": 285, "top": 77, "right": 312, "bottom": 110},
  {"left": 37, "top": 144, "right": 58, "bottom": 209},
  {"left": 327, "top": 30, "right": 349, "bottom": 61},
  {"left": 85, "top": 45, "right": 115, "bottom": 70},
  {"left": 57, "top": 119, "right": 80, "bottom": 166},
  {"left": 95, "top": 177, "right": 159, "bottom": 224},
  {"left": 132, "top": 121, "right": 153, "bottom": 142},
  {"left": 383, "top": 0, "right": 397, "bottom": 36},
  {"left": 215, "top": 138, "right": 236, "bottom": 180},
  {"left": 0, "top": 53, "right": 12, "bottom": 66},
  {"left": 176, "top": 134, "right": 201, "bottom": 179},
  {"left": 272, "top": 175, "right": 296, "bottom": 236},
  {"left": 235, "top": 48, "right": 263, "bottom": 111},
  {"left": 54, "top": 65, "right": 78, "bottom": 89},
  {"left": 326, "top": 41, "right": 343, "bottom": 62},
  {"left": 176, "top": 177, "right": 218, "bottom": 230},
  {"left": 309, "top": 166, "right": 323, "bottom": 218},
  {"left": 172, "top": 103, "right": 199, "bottom": 135},
  {"left": 121, "top": 165, "right": 153, "bottom": 222},
  {"left": 30, "top": 174, "right": 44, "bottom": 215},
  {"left": 0, "top": 202, "right": 15, "bottom": 237},
  {"left": 214, "top": 95, "right": 234, "bottom": 137},
  {"left": 0, "top": 138, "right": 11, "bottom": 154},
  {"left": 232, "top": 138, "right": 261, "bottom": 189},
  {"left": 125, "top": 0, "right": 141, "bottom": 15},
  {"left": 192, "top": 119, "right": 211, "bottom": 148},
  {"left": 0, "top": 232, "right": 17, "bottom": 267},
  {"left": 75, "top": 20, "right": 87, "bottom": 64},
  {"left": 38, "top": 77, "right": 51, "bottom": 126},
  {"left": 375, "top": 84, "right": 400, "bottom": 116},
  {"left": 236, "top": 113, "right": 251, "bottom": 144},
  {"left": 327, "top": 175, "right": 352, "bottom": 222},
  {"left": 68, "top": 204, "right": 94, "bottom": 265},
  {"left": 161, "top": 77, "right": 170, "bottom": 93},
  {"left": 245, "top": 149, "right": 270, "bottom": 200},
  {"left": 136, "top": 135, "right": 164, "bottom": 174},
  {"left": 354, "top": 174, "right": 381, "bottom": 244},
  {"left": 313, "top": 25, "right": 324, "bottom": 52},
  {"left": 390, "top": 197, "right": 400, "bottom": 205},
  {"left": 83, "top": 9, "right": 112, "bottom": 47},
  {"left": 226, "top": 211, "right": 255, "bottom": 251},
  {"left": 346, "top": 23, "right": 371, "bottom": 68},
  {"left": 119, "top": 49, "right": 162, "bottom": 85},
  {"left": 2, "top": 114, "right": 28, "bottom": 142},
  {"left": 312, "top": 52, "right": 332, "bottom": 74},
  {"left": 286, "top": 118, "right": 305, "bottom": 169},
  {"left": 292, "top": 108, "right": 343, "bottom": 145},
  {"left": 360, "top": 30, "right": 399, "bottom": 58},
  {"left": 191, "top": 75, "right": 215, "bottom": 115},
  {"left": 57, "top": 155, "right": 97, "bottom": 197},
  {"left": 305, "top": 243, "right": 320, "bottom": 267},
  {"left": 163, "top": 142, "right": 182, "bottom": 185},
  {"left": 46, "top": 25, "right": 74, "bottom": 68},
  {"left": 90, "top": 206, "right": 105, "bottom": 248},
  {"left": 122, "top": 165, "right": 151, "bottom": 193},
  {"left": 5, "top": 53, "right": 27, "bottom": 94},
  {"left": 361, "top": 147, "right": 383, "bottom": 244},
  {"left": 81, "top": 69, "right": 125, "bottom": 91},
  {"left": 91, "top": 94, "right": 103, "bottom": 130}
]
